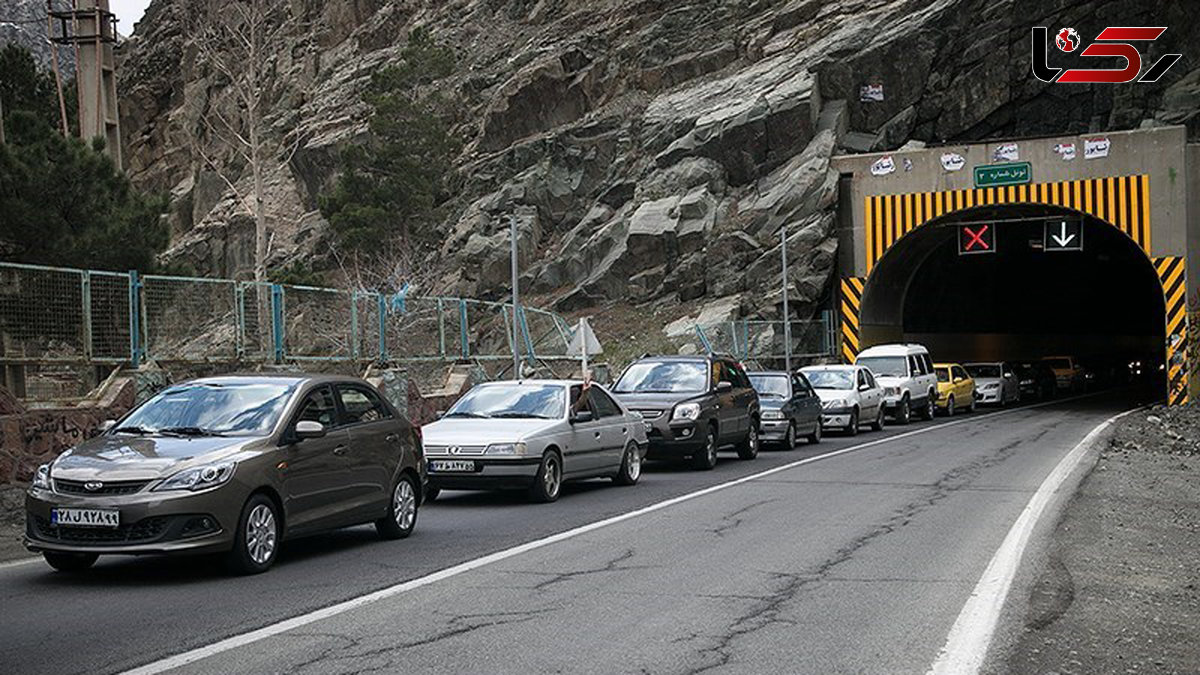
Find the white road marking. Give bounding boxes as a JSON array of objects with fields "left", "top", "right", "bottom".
[
  {"left": 123, "top": 393, "right": 1100, "bottom": 674},
  {"left": 927, "top": 406, "right": 1142, "bottom": 675}
]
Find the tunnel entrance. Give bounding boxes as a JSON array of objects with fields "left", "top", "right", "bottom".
[{"left": 856, "top": 203, "right": 1166, "bottom": 393}]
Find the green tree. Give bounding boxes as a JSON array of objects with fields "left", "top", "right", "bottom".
[{"left": 320, "top": 27, "right": 459, "bottom": 253}]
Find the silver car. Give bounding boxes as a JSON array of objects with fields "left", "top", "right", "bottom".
[
  {"left": 965, "top": 362, "right": 1021, "bottom": 405},
  {"left": 421, "top": 380, "right": 648, "bottom": 503}
]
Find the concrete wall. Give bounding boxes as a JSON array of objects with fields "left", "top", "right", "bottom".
[{"left": 832, "top": 125, "right": 1191, "bottom": 277}]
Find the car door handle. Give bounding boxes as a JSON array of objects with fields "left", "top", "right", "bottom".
[
  {"left": 385, "top": 434, "right": 399, "bottom": 443},
  {"left": 333, "top": 445, "right": 347, "bottom": 456},
  {"left": 593, "top": 431, "right": 602, "bottom": 438}
]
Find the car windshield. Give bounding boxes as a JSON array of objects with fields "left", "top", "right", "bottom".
[
  {"left": 802, "top": 369, "right": 854, "bottom": 390},
  {"left": 749, "top": 374, "right": 789, "bottom": 398},
  {"left": 936, "top": 368, "right": 950, "bottom": 382},
  {"left": 119, "top": 382, "right": 296, "bottom": 436},
  {"left": 1045, "top": 358, "right": 1072, "bottom": 369},
  {"left": 857, "top": 356, "right": 908, "bottom": 378},
  {"left": 966, "top": 364, "right": 1001, "bottom": 378},
  {"left": 446, "top": 384, "right": 564, "bottom": 419},
  {"left": 613, "top": 361, "right": 707, "bottom": 393}
]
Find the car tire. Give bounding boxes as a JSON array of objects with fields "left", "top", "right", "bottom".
[
  {"left": 42, "top": 551, "right": 98, "bottom": 573},
  {"left": 376, "top": 473, "right": 419, "bottom": 540},
  {"left": 736, "top": 422, "right": 759, "bottom": 460},
  {"left": 783, "top": 422, "right": 797, "bottom": 450},
  {"left": 226, "top": 494, "right": 280, "bottom": 575},
  {"left": 921, "top": 393, "right": 936, "bottom": 420},
  {"left": 870, "top": 405, "right": 885, "bottom": 431},
  {"left": 969, "top": 395, "right": 977, "bottom": 412},
  {"left": 895, "top": 396, "right": 911, "bottom": 424},
  {"left": 806, "top": 421, "right": 822, "bottom": 444},
  {"left": 613, "top": 442, "right": 642, "bottom": 486},
  {"left": 692, "top": 426, "right": 719, "bottom": 471},
  {"left": 424, "top": 486, "right": 440, "bottom": 504},
  {"left": 528, "top": 451, "right": 563, "bottom": 503},
  {"left": 845, "top": 408, "right": 859, "bottom": 436},
  {"left": 946, "top": 395, "right": 956, "bottom": 417}
]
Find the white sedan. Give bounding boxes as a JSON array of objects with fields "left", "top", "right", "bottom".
[{"left": 799, "top": 365, "right": 886, "bottom": 435}]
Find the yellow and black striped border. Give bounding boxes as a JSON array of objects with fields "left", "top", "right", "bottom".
[
  {"left": 1156, "top": 256, "right": 1190, "bottom": 405},
  {"left": 840, "top": 277, "right": 865, "bottom": 363},
  {"left": 864, "top": 174, "right": 1151, "bottom": 272}
]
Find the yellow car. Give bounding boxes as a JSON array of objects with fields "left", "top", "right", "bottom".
[{"left": 934, "top": 363, "right": 976, "bottom": 415}]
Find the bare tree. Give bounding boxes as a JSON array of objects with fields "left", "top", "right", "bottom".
[{"left": 191, "top": 0, "right": 297, "bottom": 285}]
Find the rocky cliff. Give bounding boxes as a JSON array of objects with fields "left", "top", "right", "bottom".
[
  {"left": 117, "top": 0, "right": 1200, "bottom": 327},
  {"left": 1, "top": 0, "right": 76, "bottom": 74}
]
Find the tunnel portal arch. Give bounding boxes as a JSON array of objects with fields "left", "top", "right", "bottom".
[{"left": 839, "top": 176, "right": 1189, "bottom": 405}]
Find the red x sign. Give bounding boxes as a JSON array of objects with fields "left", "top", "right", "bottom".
[{"left": 959, "top": 224, "right": 995, "bottom": 255}]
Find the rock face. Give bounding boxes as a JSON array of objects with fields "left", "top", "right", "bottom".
[
  {"left": 116, "top": 0, "right": 1200, "bottom": 326},
  {"left": 0, "top": 0, "right": 76, "bottom": 74}
]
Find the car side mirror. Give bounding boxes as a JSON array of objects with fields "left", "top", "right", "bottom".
[
  {"left": 98, "top": 419, "right": 116, "bottom": 432},
  {"left": 294, "top": 420, "right": 326, "bottom": 440},
  {"left": 571, "top": 410, "right": 594, "bottom": 424},
  {"left": 716, "top": 381, "right": 733, "bottom": 392},
  {"left": 858, "top": 383, "right": 871, "bottom": 391}
]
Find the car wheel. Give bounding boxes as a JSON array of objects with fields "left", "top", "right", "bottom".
[
  {"left": 946, "top": 395, "right": 955, "bottom": 417},
  {"left": 528, "top": 451, "right": 563, "bottom": 503},
  {"left": 613, "top": 442, "right": 642, "bottom": 486},
  {"left": 896, "top": 396, "right": 911, "bottom": 424},
  {"left": 691, "top": 426, "right": 719, "bottom": 470},
  {"left": 424, "top": 486, "right": 440, "bottom": 504},
  {"left": 376, "top": 473, "right": 419, "bottom": 540},
  {"left": 845, "top": 408, "right": 859, "bottom": 436},
  {"left": 921, "top": 393, "right": 936, "bottom": 420},
  {"left": 226, "top": 494, "right": 280, "bottom": 575},
  {"left": 42, "top": 551, "right": 98, "bottom": 573},
  {"left": 806, "top": 421, "right": 822, "bottom": 444},
  {"left": 737, "top": 422, "right": 759, "bottom": 460},
  {"left": 784, "top": 422, "right": 797, "bottom": 450},
  {"left": 969, "top": 395, "right": 977, "bottom": 412}
]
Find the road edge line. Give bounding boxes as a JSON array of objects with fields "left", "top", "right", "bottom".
[
  {"left": 121, "top": 392, "right": 1101, "bottom": 675},
  {"left": 926, "top": 405, "right": 1143, "bottom": 675}
]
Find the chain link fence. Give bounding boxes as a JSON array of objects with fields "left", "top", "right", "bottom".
[{"left": 694, "top": 316, "right": 837, "bottom": 365}]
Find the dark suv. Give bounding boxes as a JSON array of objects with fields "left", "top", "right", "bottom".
[{"left": 610, "top": 355, "right": 760, "bottom": 470}]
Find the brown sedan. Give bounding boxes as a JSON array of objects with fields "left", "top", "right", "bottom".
[{"left": 25, "top": 374, "right": 426, "bottom": 574}]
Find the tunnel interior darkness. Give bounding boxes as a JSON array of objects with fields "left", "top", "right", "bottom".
[{"left": 859, "top": 204, "right": 1165, "bottom": 381}]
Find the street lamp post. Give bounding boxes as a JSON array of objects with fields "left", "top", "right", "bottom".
[
  {"left": 781, "top": 225, "right": 792, "bottom": 372},
  {"left": 510, "top": 213, "right": 521, "bottom": 379}
]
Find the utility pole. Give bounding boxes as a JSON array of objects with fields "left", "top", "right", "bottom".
[
  {"left": 49, "top": 0, "right": 122, "bottom": 167},
  {"left": 781, "top": 225, "right": 792, "bottom": 372},
  {"left": 0, "top": 95, "right": 5, "bottom": 145},
  {"left": 510, "top": 213, "right": 521, "bottom": 379}
]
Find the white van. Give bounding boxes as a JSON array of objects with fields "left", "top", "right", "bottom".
[{"left": 855, "top": 344, "right": 938, "bottom": 423}]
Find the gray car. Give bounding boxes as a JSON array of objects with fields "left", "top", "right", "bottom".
[
  {"left": 965, "top": 362, "right": 1021, "bottom": 405},
  {"left": 748, "top": 371, "right": 823, "bottom": 448},
  {"left": 421, "top": 380, "right": 648, "bottom": 503},
  {"left": 25, "top": 374, "right": 425, "bottom": 574}
]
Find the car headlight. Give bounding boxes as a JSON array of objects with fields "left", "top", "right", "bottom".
[
  {"left": 154, "top": 461, "right": 237, "bottom": 492},
  {"left": 885, "top": 387, "right": 900, "bottom": 396},
  {"left": 821, "top": 399, "right": 849, "bottom": 410},
  {"left": 761, "top": 410, "right": 784, "bottom": 420},
  {"left": 485, "top": 442, "right": 528, "bottom": 456},
  {"left": 672, "top": 403, "right": 701, "bottom": 421},
  {"left": 32, "top": 463, "right": 51, "bottom": 490}
]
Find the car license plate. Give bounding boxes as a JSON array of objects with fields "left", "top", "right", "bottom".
[
  {"left": 50, "top": 508, "right": 119, "bottom": 528},
  {"left": 430, "top": 460, "right": 475, "bottom": 473}
]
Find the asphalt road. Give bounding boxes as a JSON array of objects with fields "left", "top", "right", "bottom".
[{"left": 0, "top": 393, "right": 1140, "bottom": 675}]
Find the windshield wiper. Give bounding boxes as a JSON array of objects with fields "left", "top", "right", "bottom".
[
  {"left": 158, "top": 426, "right": 225, "bottom": 437},
  {"left": 489, "top": 412, "right": 553, "bottom": 419},
  {"left": 444, "top": 411, "right": 490, "bottom": 419},
  {"left": 113, "top": 425, "right": 152, "bottom": 435}
]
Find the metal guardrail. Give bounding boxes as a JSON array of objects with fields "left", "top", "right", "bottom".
[{"left": 0, "top": 261, "right": 577, "bottom": 370}]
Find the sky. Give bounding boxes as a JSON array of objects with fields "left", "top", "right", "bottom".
[{"left": 109, "top": 0, "right": 150, "bottom": 36}]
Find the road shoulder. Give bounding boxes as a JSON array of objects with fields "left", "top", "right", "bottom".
[{"left": 997, "top": 404, "right": 1200, "bottom": 674}]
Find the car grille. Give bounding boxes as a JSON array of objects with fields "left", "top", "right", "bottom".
[
  {"left": 633, "top": 409, "right": 663, "bottom": 420},
  {"left": 425, "top": 445, "right": 487, "bottom": 455},
  {"left": 54, "top": 478, "right": 151, "bottom": 496},
  {"left": 31, "top": 515, "right": 170, "bottom": 544}
]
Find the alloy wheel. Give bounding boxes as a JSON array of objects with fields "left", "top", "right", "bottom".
[
  {"left": 393, "top": 478, "right": 417, "bottom": 530},
  {"left": 786, "top": 423, "right": 796, "bottom": 449},
  {"left": 246, "top": 504, "right": 277, "bottom": 565},
  {"left": 627, "top": 445, "right": 641, "bottom": 481},
  {"left": 544, "top": 455, "right": 561, "bottom": 499},
  {"left": 947, "top": 395, "right": 955, "bottom": 416}
]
